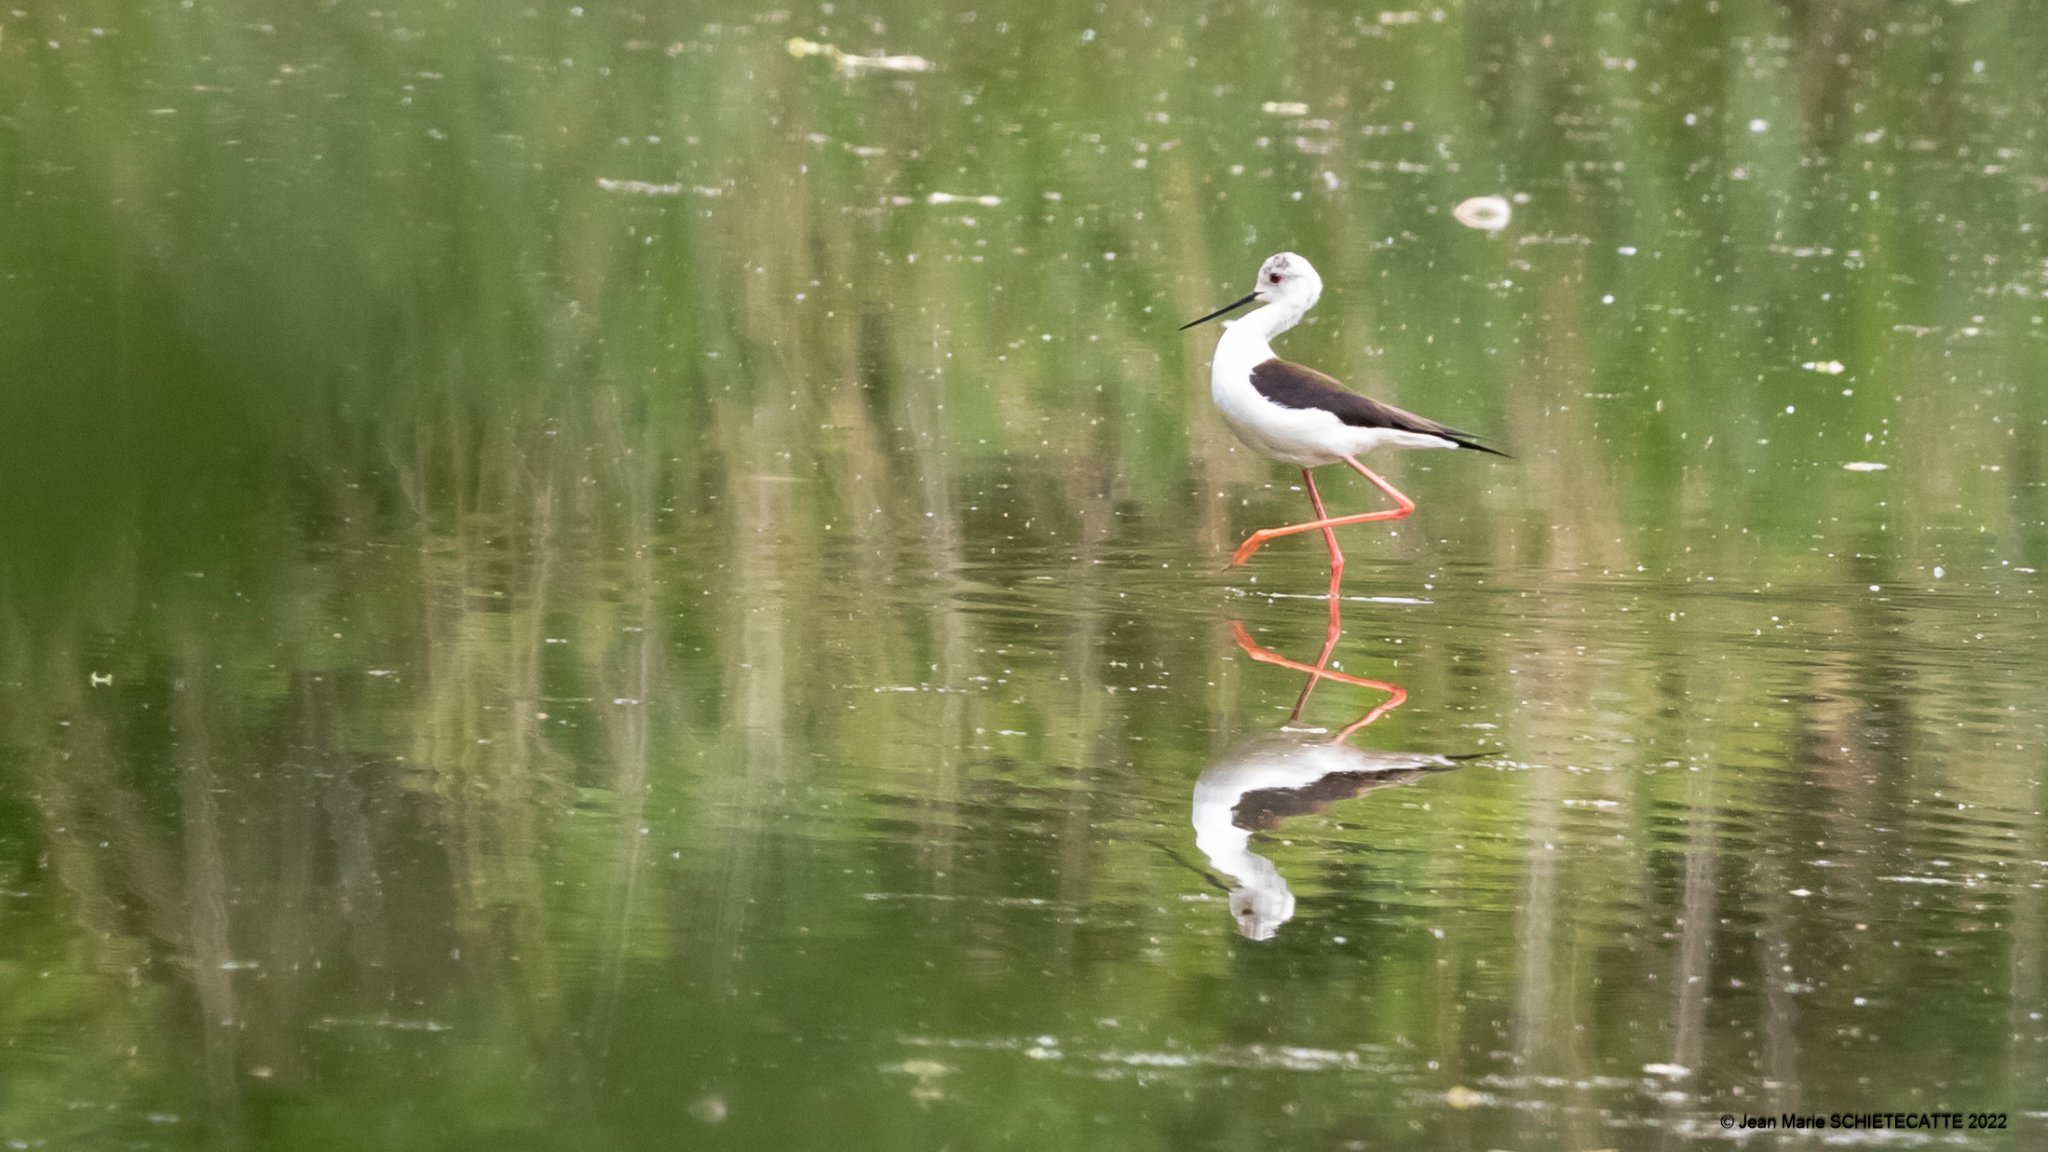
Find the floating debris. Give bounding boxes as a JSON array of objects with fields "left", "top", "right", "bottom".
[
  {"left": 787, "top": 36, "right": 933, "bottom": 74},
  {"left": 688, "top": 1096, "right": 728, "bottom": 1124},
  {"left": 887, "top": 1060, "right": 953, "bottom": 1102},
  {"left": 1452, "top": 194, "right": 1512, "bottom": 232},
  {"left": 311, "top": 1016, "right": 454, "bottom": 1032},
  {"left": 1842, "top": 461, "right": 1889, "bottom": 472},
  {"left": 89, "top": 672, "right": 113, "bottom": 687},
  {"left": 1443, "top": 1085, "right": 1490, "bottom": 1110},
  {"left": 925, "top": 191, "right": 1001, "bottom": 206},
  {"left": 1802, "top": 359, "right": 1846, "bottom": 374},
  {"left": 596, "top": 177, "right": 723, "bottom": 197},
  {"left": 1260, "top": 100, "right": 1310, "bottom": 116},
  {"left": 597, "top": 178, "right": 679, "bottom": 196}
]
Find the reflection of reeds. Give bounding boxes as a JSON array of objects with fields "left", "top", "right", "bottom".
[{"left": 1, "top": 0, "right": 2045, "bottom": 1141}]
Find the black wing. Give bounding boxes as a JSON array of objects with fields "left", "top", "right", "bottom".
[{"left": 1248, "top": 358, "right": 1509, "bottom": 457}]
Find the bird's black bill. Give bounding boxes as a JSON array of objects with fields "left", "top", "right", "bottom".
[{"left": 1179, "top": 292, "right": 1259, "bottom": 330}]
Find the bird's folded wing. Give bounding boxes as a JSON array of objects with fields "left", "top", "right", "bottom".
[{"left": 1249, "top": 358, "right": 1504, "bottom": 455}]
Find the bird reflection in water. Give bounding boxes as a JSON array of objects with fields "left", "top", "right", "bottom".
[{"left": 1190, "top": 618, "right": 1463, "bottom": 941}]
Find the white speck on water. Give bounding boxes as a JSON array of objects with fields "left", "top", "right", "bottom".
[
  {"left": 1842, "top": 461, "right": 1888, "bottom": 472},
  {"left": 1644, "top": 1063, "right": 1691, "bottom": 1079},
  {"left": 597, "top": 177, "right": 679, "bottom": 196},
  {"left": 1802, "top": 359, "right": 1846, "bottom": 374},
  {"left": 89, "top": 672, "right": 113, "bottom": 687},
  {"left": 1933, "top": 566, "right": 1945, "bottom": 579},
  {"left": 926, "top": 191, "right": 1002, "bottom": 206},
  {"left": 1749, "top": 118, "right": 1768, "bottom": 132},
  {"left": 312, "top": 1016, "right": 454, "bottom": 1032},
  {"left": 787, "top": 36, "right": 934, "bottom": 74},
  {"left": 1260, "top": 100, "right": 1310, "bottom": 115}
]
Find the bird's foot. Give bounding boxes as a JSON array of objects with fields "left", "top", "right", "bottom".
[{"left": 1230, "top": 532, "right": 1271, "bottom": 567}]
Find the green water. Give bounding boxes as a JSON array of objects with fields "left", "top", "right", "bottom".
[{"left": 3, "top": 0, "right": 2047, "bottom": 1148}]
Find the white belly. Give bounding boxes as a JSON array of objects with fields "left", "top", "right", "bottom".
[{"left": 1208, "top": 327, "right": 1451, "bottom": 467}]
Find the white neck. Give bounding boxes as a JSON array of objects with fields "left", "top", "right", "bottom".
[{"left": 1233, "top": 298, "right": 1310, "bottom": 343}]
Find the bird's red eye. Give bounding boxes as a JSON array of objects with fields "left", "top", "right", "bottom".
[{"left": 1268, "top": 272, "right": 1282, "bottom": 284}]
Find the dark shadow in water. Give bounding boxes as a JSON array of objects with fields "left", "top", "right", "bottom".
[{"left": 1190, "top": 617, "right": 1464, "bottom": 941}]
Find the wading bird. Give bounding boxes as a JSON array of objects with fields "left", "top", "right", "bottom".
[{"left": 1183, "top": 253, "right": 1505, "bottom": 616}]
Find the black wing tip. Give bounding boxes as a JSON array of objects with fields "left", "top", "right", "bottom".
[{"left": 1451, "top": 436, "right": 1513, "bottom": 459}]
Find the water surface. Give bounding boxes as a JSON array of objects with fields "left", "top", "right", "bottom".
[{"left": 3, "top": 0, "right": 2046, "bottom": 1148}]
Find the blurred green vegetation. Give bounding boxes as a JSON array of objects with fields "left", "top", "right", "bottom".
[{"left": 1, "top": 0, "right": 2045, "bottom": 1147}]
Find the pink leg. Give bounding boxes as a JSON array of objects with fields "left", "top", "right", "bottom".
[
  {"left": 1301, "top": 468, "right": 1344, "bottom": 652},
  {"left": 1231, "top": 456, "right": 1416, "bottom": 567}
]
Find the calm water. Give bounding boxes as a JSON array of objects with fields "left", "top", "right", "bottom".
[{"left": 4, "top": 1, "right": 2047, "bottom": 1148}]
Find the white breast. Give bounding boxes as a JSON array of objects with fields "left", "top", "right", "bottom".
[{"left": 1207, "top": 323, "right": 1451, "bottom": 467}]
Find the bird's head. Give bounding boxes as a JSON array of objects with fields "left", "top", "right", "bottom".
[
  {"left": 1253, "top": 252, "right": 1322, "bottom": 308},
  {"left": 1181, "top": 252, "right": 1324, "bottom": 330},
  {"left": 1228, "top": 881, "right": 1296, "bottom": 941}
]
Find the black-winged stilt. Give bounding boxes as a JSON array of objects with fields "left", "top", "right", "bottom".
[{"left": 1183, "top": 253, "right": 1506, "bottom": 611}]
